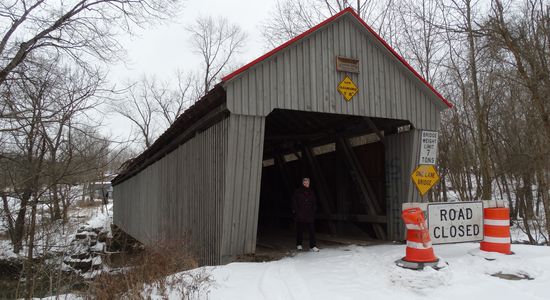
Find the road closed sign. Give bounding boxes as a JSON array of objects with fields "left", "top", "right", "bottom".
[{"left": 427, "top": 202, "right": 483, "bottom": 244}]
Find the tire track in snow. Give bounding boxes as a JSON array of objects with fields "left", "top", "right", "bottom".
[{"left": 258, "top": 258, "right": 312, "bottom": 300}]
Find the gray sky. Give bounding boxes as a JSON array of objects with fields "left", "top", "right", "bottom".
[{"left": 103, "top": 0, "right": 275, "bottom": 140}]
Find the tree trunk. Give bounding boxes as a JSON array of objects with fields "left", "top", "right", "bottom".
[
  {"left": 537, "top": 170, "right": 550, "bottom": 246},
  {"left": 12, "top": 190, "right": 31, "bottom": 253},
  {"left": 51, "top": 185, "right": 62, "bottom": 220},
  {"left": 25, "top": 196, "right": 38, "bottom": 299},
  {"left": 465, "top": 1, "right": 491, "bottom": 200}
]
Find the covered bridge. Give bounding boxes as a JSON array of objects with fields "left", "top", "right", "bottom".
[{"left": 112, "top": 8, "right": 452, "bottom": 265}]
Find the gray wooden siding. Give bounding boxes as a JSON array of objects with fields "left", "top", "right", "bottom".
[
  {"left": 113, "top": 118, "right": 228, "bottom": 264},
  {"left": 225, "top": 15, "right": 442, "bottom": 130},
  {"left": 220, "top": 114, "right": 265, "bottom": 263},
  {"left": 384, "top": 129, "right": 422, "bottom": 240}
]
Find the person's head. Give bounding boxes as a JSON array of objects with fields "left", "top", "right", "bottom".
[{"left": 302, "top": 177, "right": 310, "bottom": 188}]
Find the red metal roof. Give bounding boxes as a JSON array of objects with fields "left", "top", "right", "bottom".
[{"left": 222, "top": 7, "right": 452, "bottom": 109}]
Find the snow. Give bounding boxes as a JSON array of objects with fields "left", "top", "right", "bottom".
[
  {"left": 149, "top": 243, "right": 550, "bottom": 300},
  {"left": 0, "top": 200, "right": 113, "bottom": 260},
  {"left": 85, "top": 203, "right": 113, "bottom": 233}
]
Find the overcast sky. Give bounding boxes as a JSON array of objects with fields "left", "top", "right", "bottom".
[{"left": 103, "top": 0, "right": 275, "bottom": 140}]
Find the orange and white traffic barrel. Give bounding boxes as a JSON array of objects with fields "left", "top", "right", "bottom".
[
  {"left": 480, "top": 207, "right": 512, "bottom": 254},
  {"left": 396, "top": 207, "right": 442, "bottom": 269}
]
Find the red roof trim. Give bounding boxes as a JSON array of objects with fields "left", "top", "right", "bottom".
[{"left": 222, "top": 7, "right": 453, "bottom": 109}]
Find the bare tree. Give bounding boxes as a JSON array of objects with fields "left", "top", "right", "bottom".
[
  {"left": 115, "top": 78, "right": 158, "bottom": 149},
  {"left": 394, "top": 0, "right": 447, "bottom": 84},
  {"left": 0, "top": 0, "right": 181, "bottom": 88},
  {"left": 187, "top": 16, "right": 247, "bottom": 95},
  {"left": 485, "top": 0, "right": 550, "bottom": 242},
  {"left": 260, "top": 0, "right": 400, "bottom": 48},
  {"left": 156, "top": 71, "right": 195, "bottom": 127},
  {"left": 0, "top": 56, "right": 106, "bottom": 251},
  {"left": 115, "top": 73, "right": 195, "bottom": 149}
]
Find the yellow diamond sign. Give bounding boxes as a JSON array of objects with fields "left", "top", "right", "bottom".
[
  {"left": 337, "top": 76, "right": 358, "bottom": 101},
  {"left": 411, "top": 165, "right": 440, "bottom": 196}
]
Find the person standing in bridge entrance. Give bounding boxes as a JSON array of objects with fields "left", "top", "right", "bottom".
[{"left": 292, "top": 177, "right": 319, "bottom": 252}]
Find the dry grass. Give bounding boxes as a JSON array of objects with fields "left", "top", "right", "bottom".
[{"left": 89, "top": 241, "right": 211, "bottom": 299}]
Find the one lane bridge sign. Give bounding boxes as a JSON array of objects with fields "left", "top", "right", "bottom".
[
  {"left": 427, "top": 201, "right": 484, "bottom": 244},
  {"left": 411, "top": 165, "right": 440, "bottom": 196}
]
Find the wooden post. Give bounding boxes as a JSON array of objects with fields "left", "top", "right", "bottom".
[
  {"left": 274, "top": 152, "right": 293, "bottom": 199},
  {"left": 301, "top": 145, "right": 337, "bottom": 234},
  {"left": 337, "top": 137, "right": 386, "bottom": 240}
]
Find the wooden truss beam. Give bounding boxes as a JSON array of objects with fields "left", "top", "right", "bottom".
[
  {"left": 261, "top": 213, "right": 387, "bottom": 224},
  {"left": 301, "top": 145, "right": 337, "bottom": 234},
  {"left": 337, "top": 137, "right": 387, "bottom": 240},
  {"left": 364, "top": 117, "right": 385, "bottom": 145},
  {"left": 274, "top": 152, "right": 293, "bottom": 199}
]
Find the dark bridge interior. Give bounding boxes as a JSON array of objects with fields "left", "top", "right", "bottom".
[{"left": 256, "top": 109, "right": 411, "bottom": 251}]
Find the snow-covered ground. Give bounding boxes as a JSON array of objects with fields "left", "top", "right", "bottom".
[
  {"left": 150, "top": 243, "right": 549, "bottom": 300},
  {"left": 0, "top": 199, "right": 113, "bottom": 260}
]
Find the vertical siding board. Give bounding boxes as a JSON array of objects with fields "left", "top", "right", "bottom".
[
  {"left": 329, "top": 22, "right": 337, "bottom": 114},
  {"left": 375, "top": 41, "right": 383, "bottom": 117},
  {"left": 268, "top": 61, "right": 277, "bottom": 116},
  {"left": 388, "top": 63, "right": 396, "bottom": 119},
  {"left": 277, "top": 57, "right": 285, "bottom": 109},
  {"left": 421, "top": 87, "right": 427, "bottom": 128},
  {"left": 270, "top": 60, "right": 277, "bottom": 114},
  {"left": 222, "top": 116, "right": 237, "bottom": 259},
  {"left": 240, "top": 118, "right": 254, "bottom": 252},
  {"left": 407, "top": 82, "right": 418, "bottom": 126},
  {"left": 348, "top": 18, "right": 356, "bottom": 58},
  {"left": 307, "top": 37, "right": 315, "bottom": 111},
  {"left": 289, "top": 46, "right": 298, "bottom": 110},
  {"left": 247, "top": 118, "right": 265, "bottom": 253},
  {"left": 382, "top": 51, "right": 390, "bottom": 118},
  {"left": 258, "top": 66, "right": 264, "bottom": 116},
  {"left": 246, "top": 71, "right": 254, "bottom": 115},
  {"left": 314, "top": 29, "right": 323, "bottom": 113},
  {"left": 334, "top": 21, "right": 343, "bottom": 115},
  {"left": 357, "top": 28, "right": 366, "bottom": 115},
  {"left": 237, "top": 117, "right": 253, "bottom": 253},
  {"left": 352, "top": 26, "right": 361, "bottom": 115},
  {"left": 398, "top": 68, "right": 406, "bottom": 119},
  {"left": 297, "top": 43, "right": 305, "bottom": 111},
  {"left": 255, "top": 68, "right": 262, "bottom": 116},
  {"left": 364, "top": 34, "right": 374, "bottom": 115},
  {"left": 320, "top": 28, "right": 328, "bottom": 113},
  {"left": 283, "top": 51, "right": 291, "bottom": 109},
  {"left": 229, "top": 116, "right": 245, "bottom": 254},
  {"left": 344, "top": 20, "right": 354, "bottom": 115}
]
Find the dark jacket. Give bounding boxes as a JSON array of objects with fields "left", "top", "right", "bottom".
[{"left": 292, "top": 187, "right": 317, "bottom": 223}]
